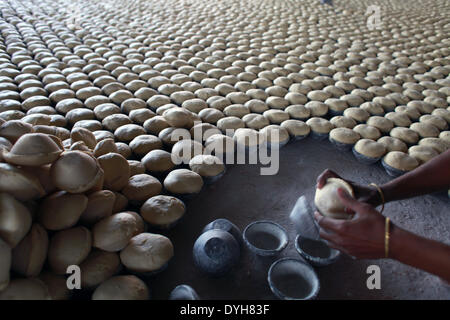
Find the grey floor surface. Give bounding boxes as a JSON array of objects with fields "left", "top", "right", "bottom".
[{"left": 150, "top": 138, "right": 450, "bottom": 300}]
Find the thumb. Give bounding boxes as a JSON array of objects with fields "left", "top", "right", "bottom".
[{"left": 337, "top": 188, "right": 365, "bottom": 213}]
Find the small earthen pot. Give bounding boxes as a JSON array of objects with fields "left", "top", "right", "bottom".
[
  {"left": 202, "top": 218, "right": 242, "bottom": 246},
  {"left": 268, "top": 257, "right": 320, "bottom": 300},
  {"left": 193, "top": 229, "right": 240, "bottom": 277},
  {"left": 169, "top": 284, "right": 200, "bottom": 300},
  {"left": 243, "top": 221, "right": 288, "bottom": 256},
  {"left": 295, "top": 235, "right": 340, "bottom": 267}
]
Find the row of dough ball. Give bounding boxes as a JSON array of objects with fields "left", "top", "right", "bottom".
[
  {"left": 2, "top": 2, "right": 449, "bottom": 127},
  {"left": 2, "top": 56, "right": 448, "bottom": 124},
  {"left": 2, "top": 60, "right": 448, "bottom": 133}
]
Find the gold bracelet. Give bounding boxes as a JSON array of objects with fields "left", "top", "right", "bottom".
[
  {"left": 369, "top": 183, "right": 385, "bottom": 214},
  {"left": 385, "top": 217, "right": 390, "bottom": 259}
]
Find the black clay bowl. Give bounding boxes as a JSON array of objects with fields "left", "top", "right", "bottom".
[
  {"left": 193, "top": 229, "right": 240, "bottom": 277},
  {"left": 295, "top": 235, "right": 340, "bottom": 267},
  {"left": 169, "top": 284, "right": 200, "bottom": 300},
  {"left": 202, "top": 218, "right": 242, "bottom": 246},
  {"left": 243, "top": 220, "right": 288, "bottom": 256},
  {"left": 381, "top": 159, "right": 409, "bottom": 177},
  {"left": 268, "top": 257, "right": 320, "bottom": 300}
]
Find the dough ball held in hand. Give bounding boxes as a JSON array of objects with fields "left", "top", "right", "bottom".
[{"left": 314, "top": 178, "right": 355, "bottom": 219}]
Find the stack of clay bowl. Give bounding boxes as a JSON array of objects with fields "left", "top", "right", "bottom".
[{"left": 0, "top": 0, "right": 449, "bottom": 300}]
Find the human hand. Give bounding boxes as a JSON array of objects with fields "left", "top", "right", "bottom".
[
  {"left": 314, "top": 188, "right": 387, "bottom": 259},
  {"left": 316, "top": 169, "right": 381, "bottom": 208}
]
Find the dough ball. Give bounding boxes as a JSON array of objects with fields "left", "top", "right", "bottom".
[
  {"left": 121, "top": 174, "right": 162, "bottom": 202},
  {"left": 280, "top": 119, "right": 310, "bottom": 139},
  {"left": 418, "top": 137, "right": 449, "bottom": 154},
  {"left": 163, "top": 107, "right": 194, "bottom": 128},
  {"left": 329, "top": 127, "right": 360, "bottom": 145},
  {"left": 164, "top": 169, "right": 203, "bottom": 195},
  {"left": 97, "top": 152, "right": 130, "bottom": 191},
  {"left": 263, "top": 109, "right": 290, "bottom": 124},
  {"left": 11, "top": 224, "right": 48, "bottom": 277},
  {"left": 410, "top": 122, "right": 440, "bottom": 138},
  {"left": 306, "top": 117, "right": 334, "bottom": 135},
  {"left": 39, "top": 191, "right": 88, "bottom": 230},
  {"left": 142, "top": 149, "right": 176, "bottom": 173},
  {"left": 377, "top": 136, "right": 408, "bottom": 153},
  {"left": 0, "top": 278, "right": 51, "bottom": 300},
  {"left": 259, "top": 125, "right": 290, "bottom": 147},
  {"left": 80, "top": 190, "right": 116, "bottom": 225},
  {"left": 143, "top": 115, "right": 170, "bottom": 135},
  {"left": 48, "top": 226, "right": 92, "bottom": 274},
  {"left": 408, "top": 145, "right": 439, "bottom": 164},
  {"left": 120, "top": 233, "right": 174, "bottom": 273},
  {"left": 204, "top": 134, "right": 235, "bottom": 160},
  {"left": 128, "top": 160, "right": 146, "bottom": 176},
  {"left": 92, "top": 275, "right": 149, "bottom": 300},
  {"left": 390, "top": 127, "right": 420, "bottom": 145},
  {"left": 0, "top": 192, "right": 32, "bottom": 248},
  {"left": 233, "top": 128, "right": 264, "bottom": 148},
  {"left": 3, "top": 133, "right": 62, "bottom": 166},
  {"left": 80, "top": 249, "right": 121, "bottom": 289},
  {"left": 50, "top": 151, "right": 103, "bottom": 193},
  {"left": 190, "top": 123, "right": 222, "bottom": 143},
  {"left": 315, "top": 178, "right": 354, "bottom": 219},
  {"left": 140, "top": 195, "right": 186, "bottom": 228},
  {"left": 367, "top": 116, "right": 394, "bottom": 134},
  {"left": 383, "top": 151, "right": 419, "bottom": 172},
  {"left": 285, "top": 104, "right": 310, "bottom": 120},
  {"left": 354, "top": 139, "right": 387, "bottom": 159},
  {"left": 353, "top": 124, "right": 381, "bottom": 140},
  {"left": 189, "top": 154, "right": 225, "bottom": 178},
  {"left": 129, "top": 134, "right": 163, "bottom": 157},
  {"left": 92, "top": 212, "right": 144, "bottom": 252},
  {"left": 330, "top": 116, "right": 357, "bottom": 129},
  {"left": 171, "top": 139, "right": 204, "bottom": 164},
  {"left": 0, "top": 238, "right": 11, "bottom": 291}
]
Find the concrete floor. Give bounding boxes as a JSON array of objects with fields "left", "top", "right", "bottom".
[{"left": 150, "top": 138, "right": 450, "bottom": 300}]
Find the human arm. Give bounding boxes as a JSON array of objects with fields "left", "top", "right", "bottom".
[
  {"left": 316, "top": 149, "right": 450, "bottom": 206},
  {"left": 314, "top": 189, "right": 450, "bottom": 282},
  {"left": 380, "top": 149, "right": 450, "bottom": 203}
]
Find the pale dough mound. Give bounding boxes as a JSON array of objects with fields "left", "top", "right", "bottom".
[
  {"left": 140, "top": 195, "right": 185, "bottom": 227},
  {"left": 383, "top": 151, "right": 419, "bottom": 172},
  {"left": 163, "top": 169, "right": 203, "bottom": 194},
  {"left": 120, "top": 233, "right": 174, "bottom": 272},
  {"left": 314, "top": 178, "right": 354, "bottom": 219},
  {"left": 189, "top": 154, "right": 225, "bottom": 177}
]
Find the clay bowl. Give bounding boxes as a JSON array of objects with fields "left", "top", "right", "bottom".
[
  {"left": 352, "top": 147, "right": 382, "bottom": 165},
  {"left": 268, "top": 257, "right": 320, "bottom": 300},
  {"left": 309, "top": 131, "right": 329, "bottom": 141},
  {"left": 295, "top": 235, "right": 340, "bottom": 267},
  {"left": 381, "top": 159, "right": 409, "bottom": 177},
  {"left": 243, "top": 221, "right": 288, "bottom": 256},
  {"left": 202, "top": 218, "right": 242, "bottom": 246},
  {"left": 329, "top": 136, "right": 355, "bottom": 151},
  {"left": 193, "top": 229, "right": 240, "bottom": 277},
  {"left": 169, "top": 284, "right": 200, "bottom": 300}
]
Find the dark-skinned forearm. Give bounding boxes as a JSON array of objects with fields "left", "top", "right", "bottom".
[
  {"left": 380, "top": 149, "right": 450, "bottom": 203},
  {"left": 390, "top": 224, "right": 450, "bottom": 282}
]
